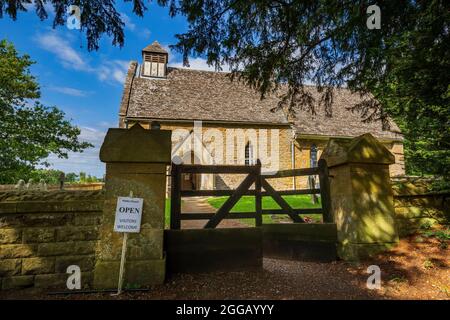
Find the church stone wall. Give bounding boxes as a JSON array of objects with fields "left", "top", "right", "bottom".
[
  {"left": 132, "top": 121, "right": 295, "bottom": 191},
  {"left": 294, "top": 138, "right": 405, "bottom": 189},
  {"left": 128, "top": 121, "right": 405, "bottom": 191}
]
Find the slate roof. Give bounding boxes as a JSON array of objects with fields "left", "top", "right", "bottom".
[
  {"left": 290, "top": 87, "right": 403, "bottom": 140},
  {"left": 142, "top": 41, "right": 168, "bottom": 54},
  {"left": 125, "top": 67, "right": 288, "bottom": 124},
  {"left": 121, "top": 63, "right": 403, "bottom": 140}
]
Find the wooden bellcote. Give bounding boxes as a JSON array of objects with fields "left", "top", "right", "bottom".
[{"left": 142, "top": 41, "right": 168, "bottom": 78}]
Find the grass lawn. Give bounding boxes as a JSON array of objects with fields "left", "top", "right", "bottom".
[{"left": 207, "top": 195, "right": 323, "bottom": 225}]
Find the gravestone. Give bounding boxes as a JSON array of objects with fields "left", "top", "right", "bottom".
[
  {"left": 320, "top": 133, "right": 399, "bottom": 261},
  {"left": 38, "top": 179, "right": 47, "bottom": 191},
  {"left": 15, "top": 179, "right": 25, "bottom": 191},
  {"left": 93, "top": 124, "right": 171, "bottom": 289},
  {"left": 26, "top": 179, "right": 34, "bottom": 190}
]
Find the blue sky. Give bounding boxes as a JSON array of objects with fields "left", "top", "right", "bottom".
[{"left": 1, "top": 2, "right": 217, "bottom": 178}]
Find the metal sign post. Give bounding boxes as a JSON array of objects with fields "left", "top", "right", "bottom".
[{"left": 111, "top": 190, "right": 143, "bottom": 296}]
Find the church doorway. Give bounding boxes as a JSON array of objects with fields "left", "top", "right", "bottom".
[
  {"left": 181, "top": 172, "right": 201, "bottom": 191},
  {"left": 181, "top": 151, "right": 201, "bottom": 191}
]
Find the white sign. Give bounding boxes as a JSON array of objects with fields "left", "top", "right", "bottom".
[{"left": 114, "top": 197, "right": 143, "bottom": 233}]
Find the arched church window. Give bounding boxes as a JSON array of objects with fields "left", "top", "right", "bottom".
[
  {"left": 245, "top": 142, "right": 254, "bottom": 166},
  {"left": 310, "top": 144, "right": 318, "bottom": 168}
]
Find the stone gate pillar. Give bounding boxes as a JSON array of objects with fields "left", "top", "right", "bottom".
[
  {"left": 320, "top": 133, "right": 399, "bottom": 261},
  {"left": 93, "top": 124, "right": 171, "bottom": 289}
]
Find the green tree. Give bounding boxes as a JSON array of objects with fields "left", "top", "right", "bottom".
[
  {"left": 26, "top": 169, "right": 77, "bottom": 184},
  {"left": 29, "top": 169, "right": 64, "bottom": 184},
  {"left": 1, "top": 1, "right": 449, "bottom": 182},
  {"left": 79, "top": 172, "right": 87, "bottom": 183},
  {"left": 65, "top": 172, "right": 78, "bottom": 183},
  {"left": 0, "top": 0, "right": 147, "bottom": 51},
  {"left": 0, "top": 39, "right": 92, "bottom": 184},
  {"left": 365, "top": 2, "right": 450, "bottom": 185}
]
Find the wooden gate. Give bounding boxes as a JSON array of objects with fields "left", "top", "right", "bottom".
[{"left": 170, "top": 159, "right": 332, "bottom": 229}]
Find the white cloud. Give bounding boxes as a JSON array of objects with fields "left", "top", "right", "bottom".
[
  {"left": 140, "top": 28, "right": 151, "bottom": 40},
  {"left": 45, "top": 126, "right": 106, "bottom": 177},
  {"left": 98, "top": 121, "right": 116, "bottom": 128},
  {"left": 35, "top": 32, "right": 128, "bottom": 85},
  {"left": 120, "top": 13, "right": 152, "bottom": 40},
  {"left": 113, "top": 69, "right": 126, "bottom": 83},
  {"left": 162, "top": 44, "right": 172, "bottom": 56},
  {"left": 169, "top": 57, "right": 231, "bottom": 72},
  {"left": 36, "top": 33, "right": 92, "bottom": 71},
  {"left": 121, "top": 13, "right": 136, "bottom": 31},
  {"left": 97, "top": 60, "right": 129, "bottom": 84},
  {"left": 78, "top": 126, "right": 106, "bottom": 144},
  {"left": 164, "top": 44, "right": 231, "bottom": 72},
  {"left": 37, "top": 32, "right": 228, "bottom": 84},
  {"left": 48, "top": 86, "right": 91, "bottom": 97}
]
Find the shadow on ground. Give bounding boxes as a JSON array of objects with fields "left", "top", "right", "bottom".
[{"left": 0, "top": 232, "right": 448, "bottom": 300}]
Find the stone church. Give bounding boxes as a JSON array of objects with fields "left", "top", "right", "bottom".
[{"left": 118, "top": 41, "right": 405, "bottom": 190}]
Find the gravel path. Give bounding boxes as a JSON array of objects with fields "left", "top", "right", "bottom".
[{"left": 1, "top": 234, "right": 448, "bottom": 300}]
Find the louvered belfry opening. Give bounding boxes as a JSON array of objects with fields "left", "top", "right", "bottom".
[{"left": 142, "top": 41, "right": 168, "bottom": 78}]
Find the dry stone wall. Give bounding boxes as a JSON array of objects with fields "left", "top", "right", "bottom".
[
  {"left": 1, "top": 176, "right": 446, "bottom": 290},
  {"left": 0, "top": 190, "right": 103, "bottom": 290},
  {"left": 392, "top": 178, "right": 449, "bottom": 236}
]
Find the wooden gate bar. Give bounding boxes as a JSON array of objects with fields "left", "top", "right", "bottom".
[
  {"left": 262, "top": 208, "right": 323, "bottom": 215},
  {"left": 264, "top": 167, "right": 320, "bottom": 178},
  {"left": 255, "top": 160, "right": 262, "bottom": 227},
  {"left": 261, "top": 179, "right": 304, "bottom": 223},
  {"left": 204, "top": 173, "right": 256, "bottom": 228},
  {"left": 169, "top": 159, "right": 333, "bottom": 228},
  {"left": 268, "top": 189, "right": 321, "bottom": 196},
  {"left": 180, "top": 188, "right": 321, "bottom": 197},
  {"left": 178, "top": 209, "right": 324, "bottom": 221},
  {"left": 178, "top": 164, "right": 256, "bottom": 174},
  {"left": 180, "top": 212, "right": 257, "bottom": 220},
  {"left": 318, "top": 159, "right": 333, "bottom": 223},
  {"left": 170, "top": 163, "right": 182, "bottom": 229}
]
